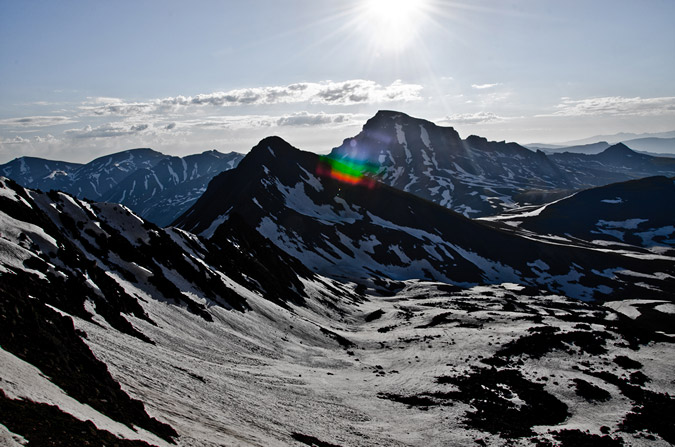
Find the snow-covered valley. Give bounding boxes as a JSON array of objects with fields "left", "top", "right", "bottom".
[{"left": 3, "top": 276, "right": 674, "bottom": 446}]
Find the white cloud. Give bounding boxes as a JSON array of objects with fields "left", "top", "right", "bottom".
[
  {"left": 81, "top": 102, "right": 155, "bottom": 116},
  {"left": 276, "top": 112, "right": 360, "bottom": 127},
  {"left": 0, "top": 116, "right": 77, "bottom": 127},
  {"left": 180, "top": 116, "right": 274, "bottom": 130},
  {"left": 471, "top": 83, "right": 500, "bottom": 90},
  {"left": 178, "top": 112, "right": 364, "bottom": 130},
  {"left": 79, "top": 80, "right": 423, "bottom": 116},
  {"left": 33, "top": 134, "right": 57, "bottom": 143},
  {"left": 64, "top": 123, "right": 151, "bottom": 139},
  {"left": 544, "top": 96, "right": 675, "bottom": 117},
  {"left": 1, "top": 136, "right": 31, "bottom": 144},
  {"left": 84, "top": 97, "right": 126, "bottom": 105}
]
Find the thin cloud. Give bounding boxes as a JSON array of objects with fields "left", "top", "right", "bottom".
[
  {"left": 543, "top": 96, "right": 675, "bottom": 117},
  {"left": 471, "top": 83, "right": 500, "bottom": 90},
  {"left": 0, "top": 116, "right": 77, "bottom": 127},
  {"left": 64, "top": 123, "right": 151, "bottom": 139},
  {"left": 443, "top": 111, "right": 506, "bottom": 125}
]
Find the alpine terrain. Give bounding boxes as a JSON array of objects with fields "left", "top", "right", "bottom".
[{"left": 1, "top": 113, "right": 674, "bottom": 447}]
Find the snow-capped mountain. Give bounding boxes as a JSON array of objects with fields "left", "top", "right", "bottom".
[
  {"left": 0, "top": 149, "right": 243, "bottom": 225},
  {"left": 174, "top": 136, "right": 675, "bottom": 302},
  {"left": 329, "top": 112, "right": 675, "bottom": 217},
  {"left": 2, "top": 168, "right": 674, "bottom": 446},
  {"left": 330, "top": 111, "right": 571, "bottom": 217},
  {"left": 483, "top": 175, "right": 675, "bottom": 249},
  {"left": 0, "top": 156, "right": 83, "bottom": 192},
  {"left": 102, "top": 150, "right": 243, "bottom": 226},
  {"left": 66, "top": 148, "right": 169, "bottom": 200}
]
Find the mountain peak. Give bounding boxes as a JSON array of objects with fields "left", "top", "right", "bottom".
[
  {"left": 247, "top": 136, "right": 300, "bottom": 161},
  {"left": 602, "top": 142, "right": 634, "bottom": 155},
  {"left": 365, "top": 110, "right": 458, "bottom": 133},
  {"left": 596, "top": 142, "right": 639, "bottom": 160}
]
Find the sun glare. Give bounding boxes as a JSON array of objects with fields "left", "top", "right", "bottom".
[{"left": 362, "top": 0, "right": 429, "bottom": 51}]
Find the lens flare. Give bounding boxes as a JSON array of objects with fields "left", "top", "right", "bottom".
[{"left": 316, "top": 155, "right": 379, "bottom": 188}]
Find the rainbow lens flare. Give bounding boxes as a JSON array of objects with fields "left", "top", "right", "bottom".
[{"left": 316, "top": 155, "right": 379, "bottom": 188}]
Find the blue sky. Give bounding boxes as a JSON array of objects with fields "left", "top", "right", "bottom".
[{"left": 1, "top": 0, "right": 674, "bottom": 163}]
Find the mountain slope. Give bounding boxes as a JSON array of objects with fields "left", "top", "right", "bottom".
[
  {"left": 67, "top": 148, "right": 168, "bottom": 199},
  {"left": 175, "top": 136, "right": 675, "bottom": 301},
  {"left": 485, "top": 176, "right": 675, "bottom": 249},
  {"left": 326, "top": 112, "right": 675, "bottom": 217},
  {"left": 0, "top": 156, "right": 83, "bottom": 192},
  {"left": 0, "top": 175, "right": 345, "bottom": 445}
]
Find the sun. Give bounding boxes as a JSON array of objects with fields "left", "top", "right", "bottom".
[
  {"left": 366, "top": 0, "right": 420, "bottom": 24},
  {"left": 362, "top": 0, "right": 430, "bottom": 51}
]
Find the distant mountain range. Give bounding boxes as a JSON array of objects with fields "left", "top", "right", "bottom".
[
  {"left": 3, "top": 112, "right": 674, "bottom": 222},
  {"left": 528, "top": 134, "right": 675, "bottom": 156},
  {"left": 0, "top": 149, "right": 243, "bottom": 225},
  {"left": 529, "top": 129, "right": 675, "bottom": 146}
]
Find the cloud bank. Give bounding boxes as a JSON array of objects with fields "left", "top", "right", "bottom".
[
  {"left": 80, "top": 80, "right": 424, "bottom": 117},
  {"left": 546, "top": 96, "right": 675, "bottom": 117},
  {"left": 0, "top": 116, "right": 77, "bottom": 127}
]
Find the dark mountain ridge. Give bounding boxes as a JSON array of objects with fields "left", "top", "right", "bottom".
[{"left": 175, "top": 136, "right": 675, "bottom": 302}]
